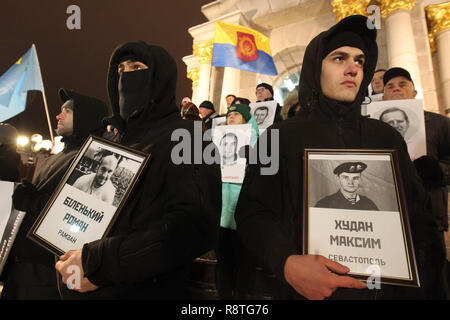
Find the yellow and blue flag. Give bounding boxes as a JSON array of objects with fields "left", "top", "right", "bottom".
[
  {"left": 212, "top": 21, "right": 278, "bottom": 76},
  {"left": 0, "top": 44, "right": 44, "bottom": 122}
]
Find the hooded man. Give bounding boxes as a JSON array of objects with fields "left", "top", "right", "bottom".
[
  {"left": 55, "top": 41, "right": 221, "bottom": 299},
  {"left": 235, "top": 15, "right": 446, "bottom": 300},
  {"left": 1, "top": 89, "right": 108, "bottom": 299}
]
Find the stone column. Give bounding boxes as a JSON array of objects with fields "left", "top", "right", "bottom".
[
  {"left": 331, "top": 0, "right": 371, "bottom": 21},
  {"left": 193, "top": 41, "right": 213, "bottom": 105},
  {"left": 182, "top": 54, "right": 200, "bottom": 105},
  {"left": 378, "top": 0, "right": 422, "bottom": 94},
  {"left": 220, "top": 68, "right": 242, "bottom": 114},
  {"left": 426, "top": 2, "right": 450, "bottom": 115},
  {"left": 187, "top": 68, "right": 200, "bottom": 105}
]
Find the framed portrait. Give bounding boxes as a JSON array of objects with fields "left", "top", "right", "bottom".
[
  {"left": 249, "top": 100, "right": 277, "bottom": 133},
  {"left": 212, "top": 123, "right": 251, "bottom": 183},
  {"left": 28, "top": 135, "right": 150, "bottom": 256},
  {"left": 303, "top": 149, "right": 419, "bottom": 287},
  {"left": 0, "top": 181, "right": 25, "bottom": 276},
  {"left": 365, "top": 99, "right": 426, "bottom": 160}
]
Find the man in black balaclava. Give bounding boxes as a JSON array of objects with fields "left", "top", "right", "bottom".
[
  {"left": 235, "top": 15, "right": 446, "bottom": 300},
  {"left": 1, "top": 89, "right": 108, "bottom": 299},
  {"left": 55, "top": 41, "right": 221, "bottom": 299}
]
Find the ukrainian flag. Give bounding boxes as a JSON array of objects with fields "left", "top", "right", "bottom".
[
  {"left": 0, "top": 44, "right": 44, "bottom": 122},
  {"left": 212, "top": 21, "right": 278, "bottom": 76}
]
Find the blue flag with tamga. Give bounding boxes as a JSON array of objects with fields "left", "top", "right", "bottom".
[{"left": 0, "top": 44, "right": 44, "bottom": 122}]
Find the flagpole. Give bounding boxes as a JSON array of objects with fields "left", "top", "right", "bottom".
[{"left": 32, "top": 44, "right": 54, "bottom": 143}]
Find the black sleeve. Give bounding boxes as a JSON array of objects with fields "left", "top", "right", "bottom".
[
  {"left": 82, "top": 144, "right": 221, "bottom": 286},
  {"left": 235, "top": 129, "right": 297, "bottom": 283},
  {"left": 397, "top": 138, "right": 447, "bottom": 298}
]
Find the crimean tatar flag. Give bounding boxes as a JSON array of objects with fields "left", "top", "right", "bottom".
[
  {"left": 212, "top": 21, "right": 278, "bottom": 76},
  {"left": 0, "top": 44, "right": 44, "bottom": 122}
]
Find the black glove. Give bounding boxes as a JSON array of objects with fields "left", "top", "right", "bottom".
[
  {"left": 413, "top": 155, "right": 444, "bottom": 190},
  {"left": 12, "top": 179, "right": 38, "bottom": 212}
]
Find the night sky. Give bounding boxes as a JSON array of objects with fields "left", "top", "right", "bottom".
[{"left": 0, "top": 0, "right": 210, "bottom": 140}]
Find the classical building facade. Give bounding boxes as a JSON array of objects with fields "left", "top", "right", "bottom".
[{"left": 183, "top": 0, "right": 450, "bottom": 116}]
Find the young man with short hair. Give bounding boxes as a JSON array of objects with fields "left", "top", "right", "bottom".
[{"left": 236, "top": 15, "right": 446, "bottom": 300}]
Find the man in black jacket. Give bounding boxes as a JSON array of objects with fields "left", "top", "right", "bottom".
[
  {"left": 55, "top": 42, "right": 221, "bottom": 299},
  {"left": 1, "top": 89, "right": 108, "bottom": 299},
  {"left": 235, "top": 15, "right": 446, "bottom": 300}
]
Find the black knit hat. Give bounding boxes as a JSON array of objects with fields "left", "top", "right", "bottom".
[
  {"left": 256, "top": 83, "right": 274, "bottom": 96},
  {"left": 227, "top": 104, "right": 252, "bottom": 122},
  {"left": 199, "top": 100, "right": 215, "bottom": 111}
]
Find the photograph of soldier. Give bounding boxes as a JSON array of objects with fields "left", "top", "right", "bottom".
[
  {"left": 366, "top": 99, "right": 427, "bottom": 160},
  {"left": 315, "top": 162, "right": 379, "bottom": 211}
]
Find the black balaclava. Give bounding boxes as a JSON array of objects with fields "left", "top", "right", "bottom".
[
  {"left": 105, "top": 41, "right": 179, "bottom": 134},
  {"left": 298, "top": 15, "right": 378, "bottom": 120},
  {"left": 118, "top": 68, "right": 150, "bottom": 121}
]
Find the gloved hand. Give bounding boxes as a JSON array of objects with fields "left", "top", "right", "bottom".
[
  {"left": 12, "top": 179, "right": 38, "bottom": 212},
  {"left": 413, "top": 155, "right": 444, "bottom": 190}
]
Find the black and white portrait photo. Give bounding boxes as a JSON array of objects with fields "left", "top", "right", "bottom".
[
  {"left": 67, "top": 146, "right": 141, "bottom": 207},
  {"left": 219, "top": 132, "right": 239, "bottom": 166},
  {"left": 28, "top": 136, "right": 149, "bottom": 255},
  {"left": 250, "top": 100, "right": 277, "bottom": 132},
  {"left": 309, "top": 157, "right": 398, "bottom": 212},
  {"left": 304, "top": 151, "right": 415, "bottom": 283},
  {"left": 366, "top": 99, "right": 426, "bottom": 160},
  {"left": 314, "top": 161, "right": 379, "bottom": 211},
  {"left": 212, "top": 124, "right": 251, "bottom": 183}
]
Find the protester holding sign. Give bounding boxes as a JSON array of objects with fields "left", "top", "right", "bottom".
[
  {"left": 1, "top": 88, "right": 108, "bottom": 299},
  {"left": 55, "top": 41, "right": 221, "bottom": 299},
  {"left": 235, "top": 15, "right": 446, "bottom": 299},
  {"left": 215, "top": 103, "right": 259, "bottom": 299}
]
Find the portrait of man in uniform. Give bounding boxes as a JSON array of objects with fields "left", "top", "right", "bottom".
[{"left": 315, "top": 162, "right": 379, "bottom": 211}]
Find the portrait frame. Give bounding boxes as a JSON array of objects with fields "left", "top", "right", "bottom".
[
  {"left": 303, "top": 149, "right": 419, "bottom": 287},
  {"left": 28, "top": 135, "right": 150, "bottom": 256}
]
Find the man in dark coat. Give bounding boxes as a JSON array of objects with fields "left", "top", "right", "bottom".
[
  {"left": 235, "top": 15, "right": 446, "bottom": 300},
  {"left": 1, "top": 89, "right": 108, "bottom": 299},
  {"left": 382, "top": 66, "right": 450, "bottom": 298},
  {"left": 315, "top": 162, "right": 378, "bottom": 211},
  {"left": 55, "top": 41, "right": 221, "bottom": 299}
]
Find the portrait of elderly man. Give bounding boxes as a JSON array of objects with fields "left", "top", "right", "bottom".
[
  {"left": 219, "top": 132, "right": 239, "bottom": 166},
  {"left": 315, "top": 162, "right": 379, "bottom": 211},
  {"left": 379, "top": 107, "right": 410, "bottom": 138},
  {"left": 73, "top": 151, "right": 121, "bottom": 204}
]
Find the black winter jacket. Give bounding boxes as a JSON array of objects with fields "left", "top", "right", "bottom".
[
  {"left": 1, "top": 90, "right": 108, "bottom": 299},
  {"left": 235, "top": 15, "right": 446, "bottom": 300},
  {"left": 59, "top": 42, "right": 221, "bottom": 299}
]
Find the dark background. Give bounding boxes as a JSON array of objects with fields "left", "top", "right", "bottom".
[{"left": 0, "top": 0, "right": 210, "bottom": 140}]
